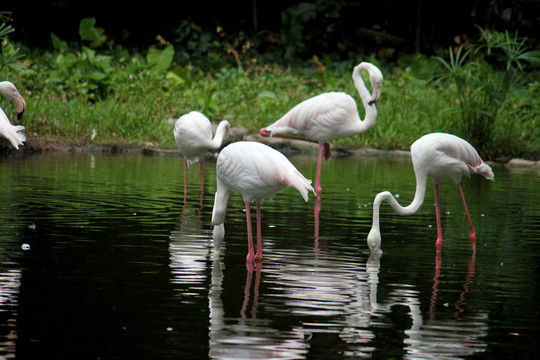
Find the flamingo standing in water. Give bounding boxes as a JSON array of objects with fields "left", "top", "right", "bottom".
[
  {"left": 174, "top": 111, "right": 230, "bottom": 199},
  {"left": 367, "top": 133, "right": 494, "bottom": 254},
  {"left": 259, "top": 62, "right": 383, "bottom": 196},
  {"left": 0, "top": 81, "right": 26, "bottom": 149},
  {"left": 211, "top": 141, "right": 315, "bottom": 262}
]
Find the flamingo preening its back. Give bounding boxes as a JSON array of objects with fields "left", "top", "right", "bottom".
[
  {"left": 174, "top": 111, "right": 230, "bottom": 199},
  {"left": 367, "top": 133, "right": 494, "bottom": 254},
  {"left": 259, "top": 62, "right": 383, "bottom": 196},
  {"left": 211, "top": 141, "right": 315, "bottom": 262}
]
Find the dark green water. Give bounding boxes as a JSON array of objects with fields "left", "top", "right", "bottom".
[{"left": 0, "top": 152, "right": 538, "bottom": 359}]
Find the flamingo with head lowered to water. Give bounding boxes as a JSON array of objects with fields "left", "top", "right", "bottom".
[{"left": 367, "top": 132, "right": 494, "bottom": 254}]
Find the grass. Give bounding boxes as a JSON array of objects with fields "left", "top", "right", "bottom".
[{"left": 3, "top": 56, "right": 539, "bottom": 160}]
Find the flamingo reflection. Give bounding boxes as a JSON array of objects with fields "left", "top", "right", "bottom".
[
  {"left": 209, "top": 260, "right": 308, "bottom": 359},
  {"left": 360, "top": 251, "right": 487, "bottom": 359},
  {"left": 430, "top": 252, "right": 477, "bottom": 320},
  {"left": 241, "top": 262, "right": 262, "bottom": 319}
]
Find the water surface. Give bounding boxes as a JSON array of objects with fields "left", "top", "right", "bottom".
[{"left": 0, "top": 152, "right": 538, "bottom": 359}]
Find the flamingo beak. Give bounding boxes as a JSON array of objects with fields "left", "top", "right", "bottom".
[
  {"left": 259, "top": 128, "right": 271, "bottom": 137},
  {"left": 15, "top": 93, "right": 26, "bottom": 120},
  {"left": 368, "top": 84, "right": 381, "bottom": 106}
]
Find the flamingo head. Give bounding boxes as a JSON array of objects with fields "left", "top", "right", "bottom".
[
  {"left": 367, "top": 227, "right": 383, "bottom": 255},
  {"left": 259, "top": 128, "right": 271, "bottom": 137},
  {"left": 212, "top": 224, "right": 225, "bottom": 259},
  {"left": 368, "top": 66, "right": 383, "bottom": 106}
]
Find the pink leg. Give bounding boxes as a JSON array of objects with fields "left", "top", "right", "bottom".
[
  {"left": 315, "top": 144, "right": 324, "bottom": 197},
  {"left": 434, "top": 184, "right": 443, "bottom": 252},
  {"left": 457, "top": 183, "right": 476, "bottom": 252},
  {"left": 199, "top": 161, "right": 204, "bottom": 193},
  {"left": 245, "top": 202, "right": 255, "bottom": 262},
  {"left": 183, "top": 159, "right": 188, "bottom": 201},
  {"left": 254, "top": 203, "right": 263, "bottom": 262}
]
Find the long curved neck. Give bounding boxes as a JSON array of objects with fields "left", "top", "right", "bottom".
[
  {"left": 371, "top": 172, "right": 428, "bottom": 232},
  {"left": 352, "top": 65, "right": 377, "bottom": 131},
  {"left": 209, "top": 121, "right": 229, "bottom": 150}
]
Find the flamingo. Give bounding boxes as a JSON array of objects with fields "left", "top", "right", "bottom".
[
  {"left": 174, "top": 111, "right": 230, "bottom": 199},
  {"left": 367, "top": 133, "right": 494, "bottom": 254},
  {"left": 259, "top": 62, "right": 383, "bottom": 196},
  {"left": 0, "top": 81, "right": 26, "bottom": 149},
  {"left": 211, "top": 141, "right": 315, "bottom": 262}
]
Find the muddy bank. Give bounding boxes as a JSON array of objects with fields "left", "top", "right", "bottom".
[{"left": 2, "top": 131, "right": 539, "bottom": 172}]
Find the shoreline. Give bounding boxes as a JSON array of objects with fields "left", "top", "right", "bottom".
[{"left": 2, "top": 133, "right": 539, "bottom": 172}]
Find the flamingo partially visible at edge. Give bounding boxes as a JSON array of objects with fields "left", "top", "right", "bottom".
[{"left": 0, "top": 81, "right": 26, "bottom": 149}]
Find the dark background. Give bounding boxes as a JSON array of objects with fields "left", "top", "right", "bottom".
[{"left": 2, "top": 1, "right": 539, "bottom": 58}]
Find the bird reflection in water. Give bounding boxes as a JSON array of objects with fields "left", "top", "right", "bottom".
[
  {"left": 430, "top": 252, "right": 477, "bottom": 320},
  {"left": 241, "top": 262, "right": 262, "bottom": 319}
]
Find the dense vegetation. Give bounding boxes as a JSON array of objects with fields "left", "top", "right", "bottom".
[{"left": 1, "top": 12, "right": 539, "bottom": 160}]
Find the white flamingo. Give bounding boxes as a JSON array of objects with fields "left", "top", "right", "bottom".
[
  {"left": 0, "top": 81, "right": 26, "bottom": 149},
  {"left": 211, "top": 141, "right": 315, "bottom": 262},
  {"left": 367, "top": 133, "right": 494, "bottom": 254},
  {"left": 174, "top": 111, "right": 230, "bottom": 198},
  {"left": 259, "top": 62, "right": 383, "bottom": 196}
]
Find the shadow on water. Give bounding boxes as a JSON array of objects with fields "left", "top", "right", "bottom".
[{"left": 0, "top": 153, "right": 538, "bottom": 359}]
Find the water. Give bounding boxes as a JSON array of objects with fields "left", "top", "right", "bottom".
[{"left": 0, "top": 152, "right": 538, "bottom": 359}]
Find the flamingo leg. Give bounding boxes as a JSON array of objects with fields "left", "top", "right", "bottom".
[
  {"left": 315, "top": 143, "right": 324, "bottom": 197},
  {"left": 245, "top": 202, "right": 255, "bottom": 262},
  {"left": 254, "top": 203, "right": 263, "bottom": 262},
  {"left": 434, "top": 184, "right": 443, "bottom": 252},
  {"left": 200, "top": 161, "right": 204, "bottom": 193},
  {"left": 457, "top": 183, "right": 476, "bottom": 252},
  {"left": 183, "top": 159, "right": 188, "bottom": 201}
]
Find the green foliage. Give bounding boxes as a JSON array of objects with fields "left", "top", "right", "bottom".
[
  {"left": 436, "top": 28, "right": 540, "bottom": 159},
  {"left": 7, "top": 17, "right": 538, "bottom": 160},
  {"left": 0, "top": 11, "right": 24, "bottom": 74},
  {"left": 79, "top": 18, "right": 107, "bottom": 48}
]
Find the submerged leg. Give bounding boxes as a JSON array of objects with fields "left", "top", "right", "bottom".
[
  {"left": 183, "top": 159, "right": 188, "bottom": 201},
  {"left": 245, "top": 202, "right": 255, "bottom": 262},
  {"left": 254, "top": 203, "right": 263, "bottom": 262},
  {"left": 457, "top": 183, "right": 476, "bottom": 252},
  {"left": 315, "top": 144, "right": 324, "bottom": 197},
  {"left": 199, "top": 161, "right": 204, "bottom": 193},
  {"left": 434, "top": 184, "right": 443, "bottom": 252}
]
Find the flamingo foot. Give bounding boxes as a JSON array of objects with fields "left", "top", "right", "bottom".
[{"left": 259, "top": 128, "right": 271, "bottom": 137}]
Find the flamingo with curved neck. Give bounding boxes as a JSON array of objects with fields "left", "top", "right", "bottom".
[
  {"left": 367, "top": 133, "right": 494, "bottom": 254},
  {"left": 259, "top": 62, "right": 383, "bottom": 196},
  {"left": 0, "top": 81, "right": 26, "bottom": 149},
  {"left": 174, "top": 111, "right": 230, "bottom": 199}
]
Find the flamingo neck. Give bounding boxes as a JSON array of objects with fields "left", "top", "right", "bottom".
[
  {"left": 352, "top": 65, "right": 377, "bottom": 132},
  {"left": 367, "top": 172, "right": 428, "bottom": 252},
  {"left": 210, "top": 121, "right": 230, "bottom": 150}
]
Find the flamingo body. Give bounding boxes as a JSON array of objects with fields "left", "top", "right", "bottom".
[
  {"left": 174, "top": 111, "right": 230, "bottom": 196},
  {"left": 259, "top": 62, "right": 383, "bottom": 196},
  {"left": 0, "top": 81, "right": 26, "bottom": 149},
  {"left": 367, "top": 133, "right": 494, "bottom": 254},
  {"left": 211, "top": 141, "right": 315, "bottom": 262}
]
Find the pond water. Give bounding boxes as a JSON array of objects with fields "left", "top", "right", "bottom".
[{"left": 0, "top": 151, "right": 538, "bottom": 359}]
